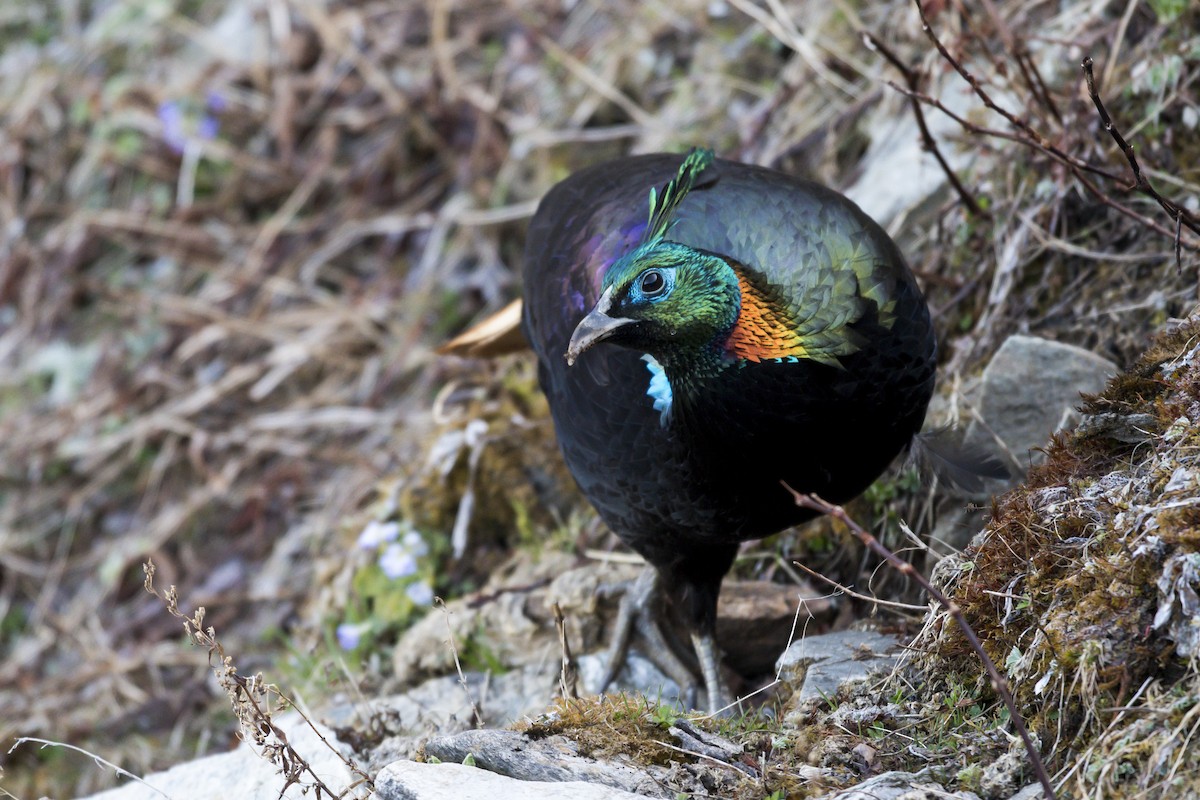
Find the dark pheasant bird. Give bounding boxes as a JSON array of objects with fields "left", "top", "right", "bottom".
[{"left": 520, "top": 149, "right": 938, "bottom": 711}]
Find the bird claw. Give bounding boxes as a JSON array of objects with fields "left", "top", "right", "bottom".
[{"left": 597, "top": 568, "right": 729, "bottom": 712}]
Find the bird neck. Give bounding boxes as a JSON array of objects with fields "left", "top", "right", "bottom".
[
  {"left": 721, "top": 267, "right": 807, "bottom": 363},
  {"left": 647, "top": 262, "right": 810, "bottom": 425}
]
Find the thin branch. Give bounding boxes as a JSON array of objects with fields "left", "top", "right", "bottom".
[
  {"left": 863, "top": 31, "right": 989, "bottom": 218},
  {"left": 782, "top": 487, "right": 1057, "bottom": 800},
  {"left": 880, "top": 80, "right": 1125, "bottom": 184},
  {"left": 1082, "top": 57, "right": 1200, "bottom": 241},
  {"left": 8, "top": 738, "right": 174, "bottom": 800},
  {"left": 790, "top": 557, "right": 929, "bottom": 611},
  {"left": 434, "top": 597, "right": 485, "bottom": 729},
  {"left": 976, "top": 0, "right": 1063, "bottom": 125},
  {"left": 911, "top": 0, "right": 1116, "bottom": 181},
  {"left": 902, "top": 0, "right": 1199, "bottom": 257}
]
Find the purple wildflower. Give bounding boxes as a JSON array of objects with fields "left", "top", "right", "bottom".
[
  {"left": 158, "top": 100, "right": 186, "bottom": 153},
  {"left": 405, "top": 581, "right": 434, "bottom": 606},
  {"left": 197, "top": 114, "right": 219, "bottom": 141},
  {"left": 402, "top": 530, "right": 429, "bottom": 558},
  {"left": 379, "top": 544, "right": 418, "bottom": 579},
  {"left": 206, "top": 90, "right": 227, "bottom": 113},
  {"left": 336, "top": 622, "right": 369, "bottom": 650},
  {"left": 357, "top": 520, "right": 401, "bottom": 550}
]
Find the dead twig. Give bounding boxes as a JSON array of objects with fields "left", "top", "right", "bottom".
[
  {"left": 900, "top": 0, "right": 1200, "bottom": 266},
  {"left": 790, "top": 558, "right": 929, "bottom": 612},
  {"left": 6, "top": 739, "right": 172, "bottom": 799},
  {"left": 553, "top": 602, "right": 579, "bottom": 700},
  {"left": 434, "top": 597, "right": 485, "bottom": 729},
  {"left": 143, "top": 560, "right": 372, "bottom": 798},
  {"left": 1082, "top": 57, "right": 1200, "bottom": 266},
  {"left": 863, "top": 31, "right": 989, "bottom": 219},
  {"left": 782, "top": 488, "right": 1056, "bottom": 800}
]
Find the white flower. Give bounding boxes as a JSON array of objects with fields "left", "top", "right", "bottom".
[
  {"left": 379, "top": 544, "right": 418, "bottom": 579},
  {"left": 406, "top": 581, "right": 434, "bottom": 606},
  {"left": 357, "top": 520, "right": 401, "bottom": 550}
]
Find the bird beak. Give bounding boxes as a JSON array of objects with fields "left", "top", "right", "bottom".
[{"left": 566, "top": 287, "right": 633, "bottom": 366}]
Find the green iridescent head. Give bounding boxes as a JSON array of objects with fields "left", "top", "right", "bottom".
[{"left": 566, "top": 150, "right": 741, "bottom": 368}]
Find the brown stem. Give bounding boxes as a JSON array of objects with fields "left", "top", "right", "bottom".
[
  {"left": 1082, "top": 57, "right": 1200, "bottom": 247},
  {"left": 782, "top": 487, "right": 1057, "bottom": 800},
  {"left": 906, "top": 1, "right": 1198, "bottom": 256},
  {"left": 864, "top": 30, "right": 989, "bottom": 219}
]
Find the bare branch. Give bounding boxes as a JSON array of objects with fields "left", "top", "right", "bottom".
[
  {"left": 1082, "top": 57, "right": 1200, "bottom": 246},
  {"left": 782, "top": 488, "right": 1057, "bottom": 800},
  {"left": 863, "top": 31, "right": 989, "bottom": 218}
]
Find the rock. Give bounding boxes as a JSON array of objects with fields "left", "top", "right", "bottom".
[
  {"left": 392, "top": 553, "right": 824, "bottom": 716},
  {"left": 576, "top": 652, "right": 683, "bottom": 705},
  {"left": 81, "top": 713, "right": 362, "bottom": 800},
  {"left": 979, "top": 743, "right": 1030, "bottom": 799},
  {"left": 776, "top": 629, "right": 904, "bottom": 703},
  {"left": 1006, "top": 783, "right": 1048, "bottom": 800},
  {"left": 327, "top": 662, "right": 561, "bottom": 739},
  {"left": 815, "top": 770, "right": 983, "bottom": 799},
  {"left": 717, "top": 580, "right": 836, "bottom": 674},
  {"left": 391, "top": 552, "right": 580, "bottom": 685},
  {"left": 968, "top": 335, "right": 1117, "bottom": 471},
  {"left": 372, "top": 760, "right": 645, "bottom": 800},
  {"left": 422, "top": 729, "right": 668, "bottom": 797}
]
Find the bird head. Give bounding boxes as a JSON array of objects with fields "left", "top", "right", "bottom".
[
  {"left": 565, "top": 148, "right": 739, "bottom": 368},
  {"left": 565, "top": 241, "right": 739, "bottom": 366}
]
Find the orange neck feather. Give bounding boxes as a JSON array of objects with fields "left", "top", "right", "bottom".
[{"left": 723, "top": 272, "right": 807, "bottom": 363}]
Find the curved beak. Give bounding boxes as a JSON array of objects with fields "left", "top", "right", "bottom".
[{"left": 565, "top": 287, "right": 634, "bottom": 366}]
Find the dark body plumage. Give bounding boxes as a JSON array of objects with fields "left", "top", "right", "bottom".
[{"left": 522, "top": 153, "right": 936, "bottom": 699}]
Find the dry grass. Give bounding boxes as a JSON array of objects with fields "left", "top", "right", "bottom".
[
  {"left": 915, "top": 319, "right": 1200, "bottom": 797},
  {"left": 0, "top": 0, "right": 1196, "bottom": 796}
]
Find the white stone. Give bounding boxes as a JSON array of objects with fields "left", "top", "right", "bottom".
[
  {"left": 81, "top": 713, "right": 362, "bottom": 800},
  {"left": 371, "top": 761, "right": 645, "bottom": 800}
]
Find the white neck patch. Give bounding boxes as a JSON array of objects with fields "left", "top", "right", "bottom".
[{"left": 641, "top": 353, "right": 673, "bottom": 427}]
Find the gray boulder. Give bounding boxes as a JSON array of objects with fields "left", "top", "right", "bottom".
[
  {"left": 968, "top": 335, "right": 1117, "bottom": 471},
  {"left": 776, "top": 629, "right": 904, "bottom": 703}
]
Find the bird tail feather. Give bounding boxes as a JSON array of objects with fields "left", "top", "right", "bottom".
[{"left": 910, "top": 428, "right": 1011, "bottom": 493}]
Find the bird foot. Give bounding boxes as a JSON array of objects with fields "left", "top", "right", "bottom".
[{"left": 597, "top": 568, "right": 730, "bottom": 714}]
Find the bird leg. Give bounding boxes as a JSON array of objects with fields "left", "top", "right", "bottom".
[
  {"left": 691, "top": 630, "right": 731, "bottom": 715},
  {"left": 599, "top": 567, "right": 701, "bottom": 702}
]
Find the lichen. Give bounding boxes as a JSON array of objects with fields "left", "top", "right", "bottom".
[{"left": 913, "top": 318, "right": 1200, "bottom": 796}]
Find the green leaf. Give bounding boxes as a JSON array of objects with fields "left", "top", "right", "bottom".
[{"left": 1005, "top": 645, "right": 1023, "bottom": 672}]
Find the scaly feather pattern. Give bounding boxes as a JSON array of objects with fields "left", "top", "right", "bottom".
[{"left": 521, "top": 152, "right": 938, "bottom": 709}]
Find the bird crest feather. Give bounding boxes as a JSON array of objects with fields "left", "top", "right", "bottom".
[{"left": 643, "top": 148, "right": 713, "bottom": 245}]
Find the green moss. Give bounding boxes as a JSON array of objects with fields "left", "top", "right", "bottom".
[
  {"left": 914, "top": 319, "right": 1200, "bottom": 786},
  {"left": 516, "top": 695, "right": 841, "bottom": 799},
  {"left": 521, "top": 694, "right": 684, "bottom": 767}
]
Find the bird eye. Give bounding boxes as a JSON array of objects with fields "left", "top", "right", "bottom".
[{"left": 639, "top": 269, "right": 666, "bottom": 297}]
